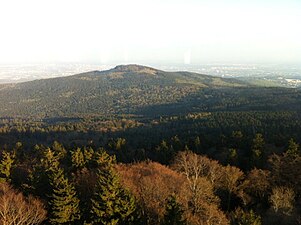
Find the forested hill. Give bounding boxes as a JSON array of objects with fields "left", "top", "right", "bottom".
[
  {"left": 0, "top": 64, "right": 300, "bottom": 117},
  {"left": 2, "top": 65, "right": 301, "bottom": 225}
]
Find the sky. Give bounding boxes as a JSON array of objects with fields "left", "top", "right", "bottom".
[{"left": 0, "top": 0, "right": 300, "bottom": 65}]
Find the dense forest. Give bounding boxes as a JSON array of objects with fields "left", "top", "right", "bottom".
[{"left": 1, "top": 65, "right": 301, "bottom": 225}]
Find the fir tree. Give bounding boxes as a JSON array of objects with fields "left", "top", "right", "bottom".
[
  {"left": 0, "top": 151, "right": 15, "bottom": 183},
  {"left": 42, "top": 148, "right": 60, "bottom": 173},
  {"left": 194, "top": 136, "right": 201, "bottom": 153},
  {"left": 71, "top": 148, "right": 85, "bottom": 169},
  {"left": 286, "top": 138, "right": 299, "bottom": 157},
  {"left": 52, "top": 141, "right": 67, "bottom": 160},
  {"left": 251, "top": 134, "right": 265, "bottom": 168},
  {"left": 91, "top": 150, "right": 136, "bottom": 225},
  {"left": 162, "top": 195, "right": 186, "bottom": 225},
  {"left": 156, "top": 140, "right": 173, "bottom": 164},
  {"left": 83, "top": 147, "right": 94, "bottom": 164},
  {"left": 49, "top": 167, "right": 81, "bottom": 224},
  {"left": 29, "top": 148, "right": 60, "bottom": 199}
]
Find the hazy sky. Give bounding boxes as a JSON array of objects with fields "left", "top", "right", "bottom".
[{"left": 0, "top": 0, "right": 300, "bottom": 64}]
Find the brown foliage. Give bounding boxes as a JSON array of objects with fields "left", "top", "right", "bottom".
[
  {"left": 117, "top": 161, "right": 186, "bottom": 224},
  {"left": 219, "top": 165, "right": 245, "bottom": 211},
  {"left": 172, "top": 151, "right": 224, "bottom": 190},
  {"left": 180, "top": 177, "right": 228, "bottom": 225},
  {"left": 172, "top": 151, "right": 229, "bottom": 225},
  {"left": 269, "top": 153, "right": 301, "bottom": 194},
  {"left": 241, "top": 168, "right": 270, "bottom": 205},
  {"left": 220, "top": 165, "right": 244, "bottom": 195},
  {"left": 0, "top": 182, "right": 46, "bottom": 225},
  {"left": 270, "top": 186, "right": 295, "bottom": 215}
]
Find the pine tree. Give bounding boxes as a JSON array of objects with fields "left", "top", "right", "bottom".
[
  {"left": 49, "top": 167, "right": 81, "bottom": 224},
  {"left": 162, "top": 195, "right": 186, "bottom": 225},
  {"left": 91, "top": 150, "right": 136, "bottom": 225},
  {"left": 0, "top": 151, "right": 15, "bottom": 183}
]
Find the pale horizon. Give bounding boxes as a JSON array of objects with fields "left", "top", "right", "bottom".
[{"left": 0, "top": 0, "right": 300, "bottom": 65}]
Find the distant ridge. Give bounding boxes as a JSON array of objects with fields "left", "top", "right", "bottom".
[{"left": 1, "top": 64, "right": 298, "bottom": 118}]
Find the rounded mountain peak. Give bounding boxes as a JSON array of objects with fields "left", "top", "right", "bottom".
[{"left": 113, "top": 64, "right": 158, "bottom": 73}]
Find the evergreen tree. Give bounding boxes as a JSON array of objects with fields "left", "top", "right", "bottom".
[
  {"left": 171, "top": 135, "right": 182, "bottom": 152},
  {"left": 0, "top": 151, "right": 15, "bottom": 183},
  {"left": 162, "top": 195, "right": 186, "bottom": 225},
  {"left": 251, "top": 134, "right": 265, "bottom": 168},
  {"left": 83, "top": 147, "right": 94, "bottom": 164},
  {"left": 194, "top": 136, "right": 201, "bottom": 153},
  {"left": 91, "top": 150, "right": 136, "bottom": 225},
  {"left": 231, "top": 131, "right": 243, "bottom": 148},
  {"left": 42, "top": 148, "right": 60, "bottom": 173},
  {"left": 52, "top": 141, "right": 67, "bottom": 159},
  {"left": 228, "top": 148, "right": 238, "bottom": 165},
  {"left": 230, "top": 208, "right": 261, "bottom": 225},
  {"left": 71, "top": 148, "right": 85, "bottom": 169},
  {"left": 49, "top": 167, "right": 81, "bottom": 224},
  {"left": 286, "top": 138, "right": 299, "bottom": 157},
  {"left": 15, "top": 141, "right": 23, "bottom": 150},
  {"left": 155, "top": 140, "right": 173, "bottom": 164},
  {"left": 115, "top": 138, "right": 126, "bottom": 151},
  {"left": 28, "top": 148, "right": 59, "bottom": 199}
]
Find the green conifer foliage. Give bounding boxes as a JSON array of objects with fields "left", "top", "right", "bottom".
[
  {"left": 71, "top": 148, "right": 85, "bottom": 169},
  {"left": 0, "top": 151, "right": 15, "bottom": 183},
  {"left": 42, "top": 148, "right": 60, "bottom": 173},
  {"left": 91, "top": 150, "right": 136, "bottom": 225},
  {"left": 286, "top": 138, "right": 299, "bottom": 157},
  {"left": 52, "top": 141, "right": 67, "bottom": 159},
  {"left": 230, "top": 208, "right": 261, "bottom": 225},
  {"left": 28, "top": 148, "right": 60, "bottom": 199},
  {"left": 162, "top": 195, "right": 186, "bottom": 225},
  {"left": 49, "top": 168, "right": 81, "bottom": 224},
  {"left": 83, "top": 147, "right": 94, "bottom": 163},
  {"left": 251, "top": 134, "right": 265, "bottom": 168},
  {"left": 194, "top": 136, "right": 201, "bottom": 152}
]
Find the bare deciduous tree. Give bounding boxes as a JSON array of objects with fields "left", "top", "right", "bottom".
[
  {"left": 172, "top": 151, "right": 228, "bottom": 225},
  {"left": 220, "top": 165, "right": 244, "bottom": 211},
  {"left": 0, "top": 182, "right": 47, "bottom": 225},
  {"left": 172, "top": 151, "right": 224, "bottom": 192}
]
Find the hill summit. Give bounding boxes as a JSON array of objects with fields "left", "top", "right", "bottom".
[
  {"left": 113, "top": 64, "right": 158, "bottom": 72},
  {"left": 0, "top": 65, "right": 249, "bottom": 117}
]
